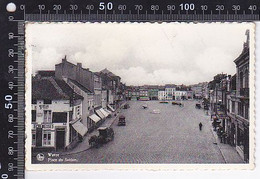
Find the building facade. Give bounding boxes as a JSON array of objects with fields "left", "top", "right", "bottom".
[{"left": 32, "top": 76, "right": 86, "bottom": 151}]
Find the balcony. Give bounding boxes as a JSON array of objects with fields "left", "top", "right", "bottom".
[{"left": 240, "top": 88, "right": 249, "bottom": 97}]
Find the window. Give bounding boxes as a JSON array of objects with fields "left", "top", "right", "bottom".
[
  {"left": 43, "top": 99, "right": 52, "bottom": 104},
  {"left": 240, "top": 72, "right": 243, "bottom": 88},
  {"left": 42, "top": 131, "right": 52, "bottom": 146},
  {"left": 32, "top": 131, "right": 36, "bottom": 146},
  {"left": 245, "top": 105, "right": 249, "bottom": 120},
  {"left": 52, "top": 112, "right": 67, "bottom": 123},
  {"left": 232, "top": 101, "right": 235, "bottom": 113},
  {"left": 32, "top": 110, "right": 36, "bottom": 122},
  {"left": 77, "top": 106, "right": 80, "bottom": 116},
  {"left": 32, "top": 99, "right": 37, "bottom": 104},
  {"left": 237, "top": 126, "right": 244, "bottom": 150},
  {"left": 43, "top": 110, "right": 52, "bottom": 123}
]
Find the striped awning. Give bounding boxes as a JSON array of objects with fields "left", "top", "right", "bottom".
[
  {"left": 95, "top": 109, "right": 106, "bottom": 119},
  {"left": 100, "top": 108, "right": 109, "bottom": 117},
  {"left": 108, "top": 104, "right": 115, "bottom": 112},
  {"left": 89, "top": 114, "right": 101, "bottom": 123},
  {"left": 72, "top": 120, "right": 88, "bottom": 136},
  {"left": 104, "top": 108, "right": 112, "bottom": 114}
]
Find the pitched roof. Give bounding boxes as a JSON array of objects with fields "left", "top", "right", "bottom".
[
  {"left": 37, "top": 70, "right": 55, "bottom": 77},
  {"left": 100, "top": 68, "right": 119, "bottom": 78},
  {"left": 165, "top": 84, "right": 176, "bottom": 88},
  {"left": 68, "top": 78, "right": 93, "bottom": 94},
  {"left": 32, "top": 77, "right": 83, "bottom": 101}
]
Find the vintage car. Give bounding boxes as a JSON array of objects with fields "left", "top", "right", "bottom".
[
  {"left": 172, "top": 101, "right": 183, "bottom": 107},
  {"left": 123, "top": 103, "right": 130, "bottom": 109},
  {"left": 159, "top": 101, "right": 168, "bottom": 104},
  {"left": 89, "top": 127, "right": 114, "bottom": 148},
  {"left": 118, "top": 115, "right": 126, "bottom": 126},
  {"left": 195, "top": 103, "right": 201, "bottom": 109}
]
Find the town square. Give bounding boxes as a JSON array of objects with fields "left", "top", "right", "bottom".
[{"left": 26, "top": 23, "right": 253, "bottom": 165}]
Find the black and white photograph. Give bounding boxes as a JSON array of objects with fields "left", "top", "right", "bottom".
[{"left": 25, "top": 23, "right": 255, "bottom": 170}]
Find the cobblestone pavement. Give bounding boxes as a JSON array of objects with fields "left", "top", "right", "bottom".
[
  {"left": 209, "top": 126, "right": 244, "bottom": 163},
  {"left": 34, "top": 100, "right": 244, "bottom": 164}
]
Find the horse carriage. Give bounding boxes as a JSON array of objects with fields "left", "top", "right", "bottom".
[{"left": 89, "top": 127, "right": 114, "bottom": 148}]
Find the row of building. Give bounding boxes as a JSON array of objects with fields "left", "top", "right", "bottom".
[
  {"left": 32, "top": 56, "right": 125, "bottom": 151},
  {"left": 208, "top": 30, "right": 250, "bottom": 162},
  {"left": 125, "top": 83, "right": 208, "bottom": 101}
]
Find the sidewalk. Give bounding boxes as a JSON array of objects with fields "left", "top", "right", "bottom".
[
  {"left": 62, "top": 102, "right": 126, "bottom": 156},
  {"left": 209, "top": 121, "right": 244, "bottom": 163}
]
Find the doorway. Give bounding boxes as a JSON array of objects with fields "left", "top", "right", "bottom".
[{"left": 56, "top": 129, "right": 65, "bottom": 150}]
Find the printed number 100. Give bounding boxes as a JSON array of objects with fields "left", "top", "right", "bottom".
[{"left": 180, "top": 3, "right": 195, "bottom": 11}]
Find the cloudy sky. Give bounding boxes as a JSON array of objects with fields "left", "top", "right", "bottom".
[{"left": 26, "top": 23, "right": 252, "bottom": 85}]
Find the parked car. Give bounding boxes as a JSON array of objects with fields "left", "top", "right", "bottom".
[
  {"left": 195, "top": 103, "right": 201, "bottom": 109},
  {"left": 89, "top": 127, "right": 114, "bottom": 148},
  {"left": 159, "top": 101, "right": 168, "bottom": 104},
  {"left": 118, "top": 115, "right": 126, "bottom": 126},
  {"left": 123, "top": 104, "right": 130, "bottom": 109},
  {"left": 172, "top": 101, "right": 183, "bottom": 107}
]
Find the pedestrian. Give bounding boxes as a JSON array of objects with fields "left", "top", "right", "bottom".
[{"left": 199, "top": 122, "right": 203, "bottom": 131}]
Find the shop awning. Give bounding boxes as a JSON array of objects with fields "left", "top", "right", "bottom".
[
  {"left": 89, "top": 114, "right": 101, "bottom": 123},
  {"left": 95, "top": 109, "right": 106, "bottom": 119},
  {"left": 108, "top": 104, "right": 115, "bottom": 112},
  {"left": 104, "top": 108, "right": 112, "bottom": 114},
  {"left": 72, "top": 120, "right": 88, "bottom": 136},
  {"left": 100, "top": 108, "right": 109, "bottom": 117}
]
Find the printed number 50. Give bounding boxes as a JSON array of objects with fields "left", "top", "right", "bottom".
[{"left": 99, "top": 2, "right": 113, "bottom": 10}]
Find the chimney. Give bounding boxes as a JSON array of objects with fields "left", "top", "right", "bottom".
[
  {"left": 77, "top": 63, "right": 82, "bottom": 68},
  {"left": 62, "top": 55, "right": 67, "bottom": 63},
  {"left": 244, "top": 29, "right": 249, "bottom": 48}
]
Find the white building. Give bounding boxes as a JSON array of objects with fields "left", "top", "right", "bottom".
[
  {"left": 32, "top": 77, "right": 86, "bottom": 151},
  {"left": 165, "top": 84, "right": 176, "bottom": 100},
  {"left": 158, "top": 90, "right": 166, "bottom": 100},
  {"left": 64, "top": 78, "right": 96, "bottom": 131}
]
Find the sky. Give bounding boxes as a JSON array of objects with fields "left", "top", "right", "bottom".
[{"left": 26, "top": 22, "right": 252, "bottom": 85}]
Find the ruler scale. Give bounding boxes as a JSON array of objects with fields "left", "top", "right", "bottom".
[{"left": 0, "top": 0, "right": 260, "bottom": 178}]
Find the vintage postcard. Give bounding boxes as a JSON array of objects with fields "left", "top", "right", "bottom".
[{"left": 25, "top": 22, "right": 255, "bottom": 170}]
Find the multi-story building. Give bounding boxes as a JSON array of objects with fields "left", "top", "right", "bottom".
[
  {"left": 55, "top": 56, "right": 94, "bottom": 93},
  {"left": 131, "top": 88, "right": 140, "bottom": 101},
  {"left": 64, "top": 78, "right": 95, "bottom": 131},
  {"left": 232, "top": 31, "right": 250, "bottom": 162},
  {"left": 208, "top": 31, "right": 250, "bottom": 162},
  {"left": 99, "top": 68, "right": 122, "bottom": 109},
  {"left": 187, "top": 90, "right": 194, "bottom": 100},
  {"left": 158, "top": 86, "right": 166, "bottom": 100},
  {"left": 165, "top": 84, "right": 176, "bottom": 100},
  {"left": 31, "top": 76, "right": 86, "bottom": 151},
  {"left": 147, "top": 86, "right": 159, "bottom": 100},
  {"left": 139, "top": 87, "right": 149, "bottom": 100},
  {"left": 226, "top": 74, "right": 237, "bottom": 146},
  {"left": 93, "top": 73, "right": 102, "bottom": 108},
  {"left": 175, "top": 91, "right": 188, "bottom": 100}
]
